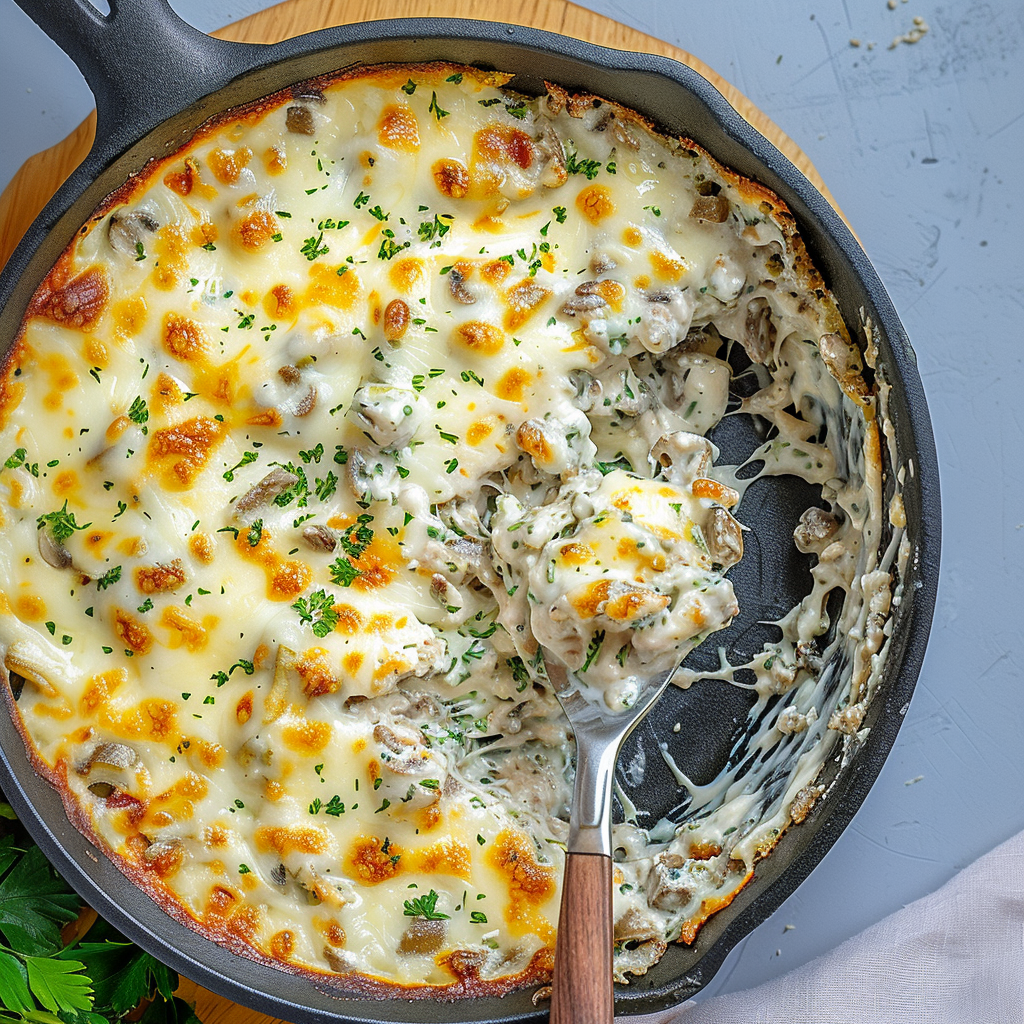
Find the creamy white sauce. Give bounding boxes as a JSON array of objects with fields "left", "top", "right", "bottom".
[{"left": 0, "top": 67, "right": 897, "bottom": 991}]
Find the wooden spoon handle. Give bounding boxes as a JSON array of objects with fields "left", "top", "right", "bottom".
[{"left": 550, "top": 851, "right": 614, "bottom": 1024}]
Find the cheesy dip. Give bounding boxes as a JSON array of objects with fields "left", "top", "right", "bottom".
[{"left": 0, "top": 64, "right": 903, "bottom": 995}]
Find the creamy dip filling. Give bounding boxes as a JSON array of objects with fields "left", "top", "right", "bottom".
[{"left": 0, "top": 65, "right": 900, "bottom": 991}]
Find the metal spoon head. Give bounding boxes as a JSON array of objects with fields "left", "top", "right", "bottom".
[{"left": 545, "top": 658, "right": 679, "bottom": 856}]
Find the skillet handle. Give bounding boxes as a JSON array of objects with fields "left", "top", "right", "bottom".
[
  {"left": 10, "top": 0, "right": 252, "bottom": 151},
  {"left": 550, "top": 851, "right": 614, "bottom": 1024}
]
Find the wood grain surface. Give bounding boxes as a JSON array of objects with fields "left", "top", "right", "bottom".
[
  {"left": 549, "top": 853, "right": 614, "bottom": 1024},
  {"left": 1, "top": 3, "right": 839, "bottom": 1022}
]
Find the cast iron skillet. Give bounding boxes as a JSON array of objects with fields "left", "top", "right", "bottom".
[{"left": 0, "top": 1, "right": 940, "bottom": 1021}]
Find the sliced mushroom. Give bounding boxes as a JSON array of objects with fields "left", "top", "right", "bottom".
[
  {"left": 348, "top": 384, "right": 420, "bottom": 448},
  {"left": 793, "top": 507, "right": 840, "bottom": 553},
  {"left": 742, "top": 296, "right": 777, "bottom": 364},
  {"left": 689, "top": 194, "right": 731, "bottom": 223},
  {"left": 535, "top": 124, "right": 568, "bottom": 187},
  {"left": 235, "top": 467, "right": 300, "bottom": 517},
  {"left": 383, "top": 298, "right": 410, "bottom": 341},
  {"left": 78, "top": 741, "right": 139, "bottom": 774},
  {"left": 646, "top": 854, "right": 693, "bottom": 911},
  {"left": 398, "top": 918, "right": 447, "bottom": 955},
  {"left": 650, "top": 431, "right": 713, "bottom": 483},
  {"left": 143, "top": 837, "right": 186, "bottom": 878},
  {"left": 569, "top": 369, "right": 602, "bottom": 412},
  {"left": 346, "top": 448, "right": 401, "bottom": 504},
  {"left": 706, "top": 506, "right": 743, "bottom": 569},
  {"left": 560, "top": 293, "right": 607, "bottom": 317},
  {"left": 301, "top": 524, "right": 337, "bottom": 552},
  {"left": 448, "top": 267, "right": 477, "bottom": 305},
  {"left": 590, "top": 252, "right": 617, "bottom": 274},
  {"left": 323, "top": 947, "right": 356, "bottom": 973},
  {"left": 108, "top": 210, "right": 160, "bottom": 257},
  {"left": 636, "top": 289, "right": 696, "bottom": 353},
  {"left": 286, "top": 105, "right": 316, "bottom": 135},
  {"left": 38, "top": 529, "right": 72, "bottom": 569}
]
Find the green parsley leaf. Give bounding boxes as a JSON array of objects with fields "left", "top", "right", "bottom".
[
  {"left": 292, "top": 589, "right": 340, "bottom": 637},
  {"left": 247, "top": 519, "right": 264, "bottom": 547},
  {"left": 0, "top": 839, "right": 80, "bottom": 955},
  {"left": 95, "top": 565, "right": 122, "bottom": 591},
  {"left": 329, "top": 557, "right": 362, "bottom": 588},
  {"left": 428, "top": 91, "right": 450, "bottom": 120},
  {"left": 37, "top": 501, "right": 91, "bottom": 543},
  {"left": 403, "top": 889, "right": 449, "bottom": 920}
]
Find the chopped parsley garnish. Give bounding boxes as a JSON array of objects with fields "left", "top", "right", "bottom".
[
  {"left": 292, "top": 588, "right": 340, "bottom": 637},
  {"left": 401, "top": 79, "right": 417, "bottom": 94},
  {"left": 300, "top": 231, "right": 330, "bottom": 261},
  {"left": 247, "top": 519, "right": 264, "bottom": 547},
  {"left": 378, "top": 231, "right": 410, "bottom": 261},
  {"left": 403, "top": 889, "right": 449, "bottom": 920},
  {"left": 428, "top": 91, "right": 450, "bottom": 120},
  {"left": 37, "top": 501, "right": 90, "bottom": 543},
  {"left": 127, "top": 396, "right": 149, "bottom": 428},
  {"left": 581, "top": 629, "right": 606, "bottom": 672},
  {"left": 329, "top": 557, "right": 362, "bottom": 588},
  {"left": 553, "top": 205, "right": 568, "bottom": 223},
  {"left": 94, "top": 565, "right": 122, "bottom": 591},
  {"left": 339, "top": 517, "right": 373, "bottom": 559},
  {"left": 223, "top": 450, "right": 258, "bottom": 481},
  {"left": 446, "top": 72, "right": 463, "bottom": 83},
  {"left": 566, "top": 146, "right": 602, "bottom": 179}
]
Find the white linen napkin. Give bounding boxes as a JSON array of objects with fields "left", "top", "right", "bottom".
[{"left": 623, "top": 828, "right": 1024, "bottom": 1024}]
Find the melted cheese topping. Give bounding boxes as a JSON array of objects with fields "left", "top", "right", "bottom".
[{"left": 0, "top": 65, "right": 897, "bottom": 992}]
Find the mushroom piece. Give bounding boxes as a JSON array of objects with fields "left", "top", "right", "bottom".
[
  {"left": 560, "top": 293, "right": 607, "bottom": 318},
  {"left": 285, "top": 105, "right": 316, "bottom": 135},
  {"left": 689, "top": 194, "right": 731, "bottom": 223},
  {"left": 108, "top": 210, "right": 160, "bottom": 257},
  {"left": 383, "top": 298, "right": 410, "bottom": 341},
  {"left": 398, "top": 919, "right": 447, "bottom": 955},
  {"left": 76, "top": 742, "right": 143, "bottom": 799},
  {"left": 348, "top": 383, "right": 420, "bottom": 448},
  {"left": 793, "top": 507, "right": 840, "bottom": 553},
  {"left": 142, "top": 837, "right": 186, "bottom": 878},
  {"left": 645, "top": 854, "right": 694, "bottom": 911},
  {"left": 372, "top": 722, "right": 448, "bottom": 810},
  {"left": 706, "top": 506, "right": 744, "bottom": 569},
  {"left": 448, "top": 267, "right": 477, "bottom": 305},
  {"left": 346, "top": 448, "right": 401, "bottom": 504},
  {"left": 235, "top": 467, "right": 300, "bottom": 518},
  {"left": 38, "top": 529, "right": 73, "bottom": 569},
  {"left": 77, "top": 741, "right": 139, "bottom": 774},
  {"left": 636, "top": 289, "right": 696, "bottom": 353},
  {"left": 323, "top": 947, "right": 356, "bottom": 973},
  {"left": 301, "top": 524, "right": 337, "bottom": 552},
  {"left": 534, "top": 124, "right": 568, "bottom": 187},
  {"left": 742, "top": 296, "right": 777, "bottom": 364},
  {"left": 650, "top": 431, "right": 713, "bottom": 484}
]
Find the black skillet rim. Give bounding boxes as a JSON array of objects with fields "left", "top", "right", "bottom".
[{"left": 0, "top": 13, "right": 941, "bottom": 1023}]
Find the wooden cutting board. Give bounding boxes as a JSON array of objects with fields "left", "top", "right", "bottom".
[{"left": 0, "top": 2, "right": 841, "bottom": 1022}]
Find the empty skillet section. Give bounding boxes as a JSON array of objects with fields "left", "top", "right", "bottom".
[{"left": 0, "top": 7, "right": 939, "bottom": 1024}]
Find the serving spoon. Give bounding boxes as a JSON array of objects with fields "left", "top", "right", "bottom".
[{"left": 547, "top": 659, "right": 678, "bottom": 1024}]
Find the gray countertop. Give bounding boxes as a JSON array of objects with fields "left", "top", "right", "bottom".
[{"left": 1, "top": 0, "right": 1022, "bottom": 1007}]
